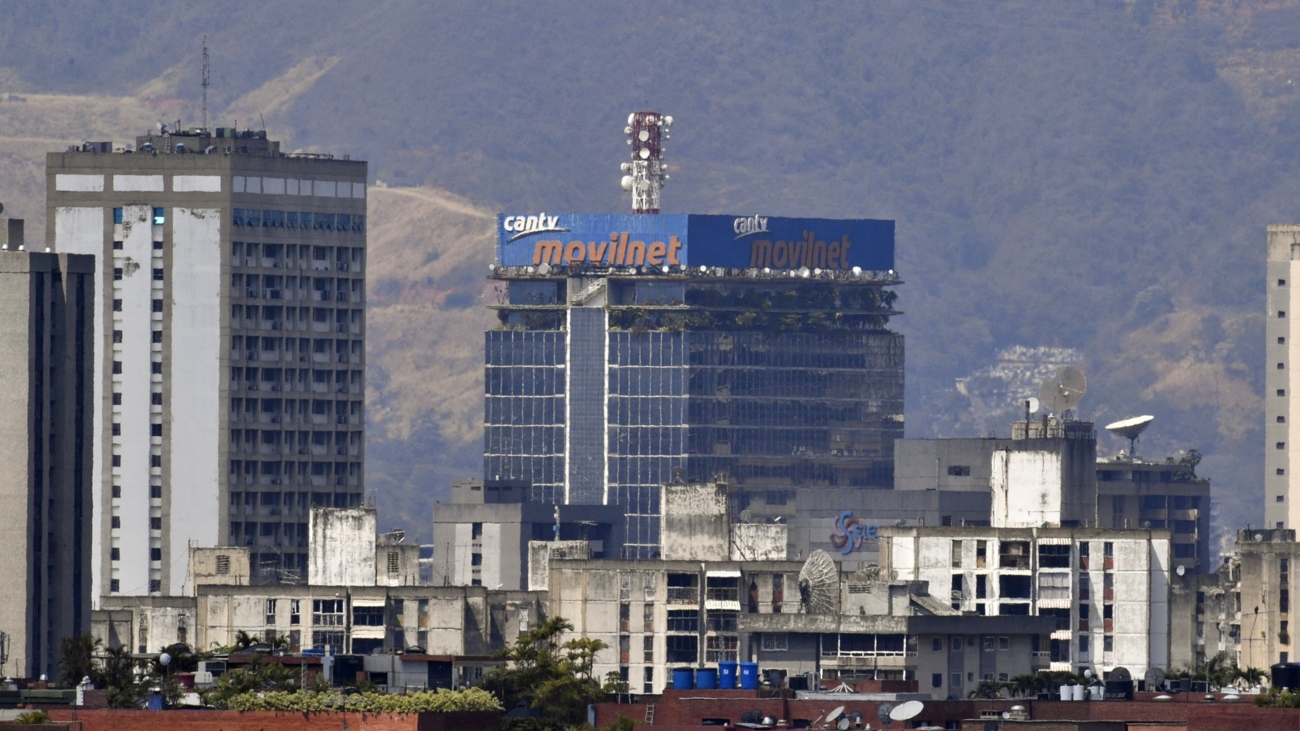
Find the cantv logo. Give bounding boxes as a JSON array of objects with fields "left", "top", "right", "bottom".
[
  {"left": 733, "top": 214, "right": 769, "bottom": 240},
  {"left": 502, "top": 213, "right": 569, "bottom": 242}
]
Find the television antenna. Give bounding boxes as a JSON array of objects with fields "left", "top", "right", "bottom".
[
  {"left": 1144, "top": 667, "right": 1166, "bottom": 690},
  {"left": 1105, "top": 415, "right": 1155, "bottom": 457},
  {"left": 201, "top": 36, "right": 210, "bottom": 132},
  {"left": 798, "top": 550, "right": 839, "bottom": 614},
  {"left": 1039, "top": 366, "right": 1087, "bottom": 413},
  {"left": 876, "top": 704, "right": 895, "bottom": 727},
  {"left": 620, "top": 112, "right": 671, "bottom": 214}
]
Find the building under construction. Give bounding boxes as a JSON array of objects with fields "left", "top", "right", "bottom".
[{"left": 484, "top": 214, "right": 903, "bottom": 558}]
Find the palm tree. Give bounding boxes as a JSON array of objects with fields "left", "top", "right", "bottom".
[{"left": 233, "top": 630, "right": 258, "bottom": 650}]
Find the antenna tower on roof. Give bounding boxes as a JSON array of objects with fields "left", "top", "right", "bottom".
[
  {"left": 619, "top": 111, "right": 672, "bottom": 214},
  {"left": 201, "top": 36, "right": 210, "bottom": 132}
]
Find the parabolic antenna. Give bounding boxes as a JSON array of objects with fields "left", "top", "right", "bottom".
[
  {"left": 875, "top": 704, "right": 895, "bottom": 727},
  {"left": 798, "top": 550, "right": 840, "bottom": 614},
  {"left": 1039, "top": 366, "right": 1087, "bottom": 412},
  {"left": 889, "top": 701, "right": 924, "bottom": 722},
  {"left": 826, "top": 706, "right": 845, "bottom": 725},
  {"left": 1026, "top": 397, "right": 1040, "bottom": 414},
  {"left": 1105, "top": 415, "right": 1155, "bottom": 456},
  {"left": 1110, "top": 667, "right": 1132, "bottom": 682}
]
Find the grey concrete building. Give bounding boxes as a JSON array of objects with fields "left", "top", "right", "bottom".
[
  {"left": 1267, "top": 225, "right": 1300, "bottom": 531},
  {"left": 879, "top": 525, "right": 1172, "bottom": 677},
  {"left": 47, "top": 129, "right": 367, "bottom": 600},
  {"left": 0, "top": 237, "right": 95, "bottom": 678},
  {"left": 894, "top": 420, "right": 1211, "bottom": 572},
  {"left": 432, "top": 479, "right": 625, "bottom": 589}
]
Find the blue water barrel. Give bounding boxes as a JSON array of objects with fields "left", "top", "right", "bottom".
[
  {"left": 696, "top": 668, "right": 718, "bottom": 690},
  {"left": 672, "top": 667, "right": 695, "bottom": 690},
  {"left": 739, "top": 662, "right": 759, "bottom": 690},
  {"left": 719, "top": 660, "right": 738, "bottom": 689}
]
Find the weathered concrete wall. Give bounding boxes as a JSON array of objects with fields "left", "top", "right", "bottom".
[
  {"left": 375, "top": 543, "right": 421, "bottom": 587},
  {"left": 992, "top": 450, "right": 1064, "bottom": 527},
  {"left": 187, "top": 546, "right": 252, "bottom": 593},
  {"left": 527, "top": 540, "right": 591, "bottom": 591},
  {"left": 731, "top": 524, "right": 788, "bottom": 561},
  {"left": 309, "top": 507, "right": 376, "bottom": 585},
  {"left": 662, "top": 483, "right": 728, "bottom": 561}
]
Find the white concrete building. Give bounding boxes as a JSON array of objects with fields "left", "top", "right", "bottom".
[
  {"left": 1268, "top": 225, "right": 1300, "bottom": 531},
  {"left": 879, "top": 526, "right": 1171, "bottom": 676},
  {"left": 47, "top": 130, "right": 368, "bottom": 601}
]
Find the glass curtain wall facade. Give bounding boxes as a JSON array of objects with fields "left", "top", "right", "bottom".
[{"left": 485, "top": 273, "right": 903, "bottom": 558}]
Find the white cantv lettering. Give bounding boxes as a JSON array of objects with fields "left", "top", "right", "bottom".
[
  {"left": 504, "top": 213, "right": 569, "bottom": 242},
  {"left": 733, "top": 214, "right": 770, "bottom": 240}
]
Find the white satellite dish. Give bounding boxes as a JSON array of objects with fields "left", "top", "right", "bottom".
[
  {"left": 1105, "top": 415, "right": 1155, "bottom": 456},
  {"left": 1026, "top": 397, "right": 1040, "bottom": 414},
  {"left": 890, "top": 701, "right": 924, "bottom": 722},
  {"left": 639, "top": 148, "right": 651, "bottom": 159},
  {"left": 836, "top": 718, "right": 850, "bottom": 730},
  {"left": 1176, "top": 565, "right": 1186, "bottom": 576},
  {"left": 1039, "top": 366, "right": 1087, "bottom": 412},
  {"left": 825, "top": 706, "right": 845, "bottom": 726},
  {"left": 620, "top": 176, "right": 634, "bottom": 191},
  {"left": 638, "top": 129, "right": 650, "bottom": 142}
]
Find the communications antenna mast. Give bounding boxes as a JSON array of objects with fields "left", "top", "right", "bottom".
[
  {"left": 619, "top": 112, "right": 672, "bottom": 214},
  {"left": 201, "top": 36, "right": 210, "bottom": 131}
]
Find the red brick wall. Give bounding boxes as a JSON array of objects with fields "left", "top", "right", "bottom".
[
  {"left": 45, "top": 709, "right": 500, "bottom": 731},
  {"left": 596, "top": 693, "right": 1300, "bottom": 731}
]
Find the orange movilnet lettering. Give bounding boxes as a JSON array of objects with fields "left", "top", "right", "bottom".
[
  {"left": 534, "top": 233, "right": 682, "bottom": 267},
  {"left": 749, "top": 232, "right": 852, "bottom": 270}
]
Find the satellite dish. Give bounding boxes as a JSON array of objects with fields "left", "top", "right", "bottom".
[
  {"left": 159, "top": 652, "right": 172, "bottom": 667},
  {"left": 1105, "top": 415, "right": 1155, "bottom": 456},
  {"left": 798, "top": 550, "right": 840, "bottom": 614},
  {"left": 890, "top": 701, "right": 924, "bottom": 722},
  {"left": 1176, "top": 565, "right": 1186, "bottom": 577},
  {"left": 826, "top": 706, "right": 845, "bottom": 725},
  {"left": 1144, "top": 667, "right": 1166, "bottom": 689},
  {"left": 739, "top": 509, "right": 753, "bottom": 524},
  {"left": 1039, "top": 366, "right": 1087, "bottom": 412},
  {"left": 638, "top": 129, "right": 650, "bottom": 142},
  {"left": 639, "top": 148, "right": 651, "bottom": 159},
  {"left": 875, "top": 704, "right": 894, "bottom": 727},
  {"left": 620, "top": 175, "right": 634, "bottom": 191},
  {"left": 836, "top": 718, "right": 850, "bottom": 730},
  {"left": 537, "top": 262, "right": 551, "bottom": 275},
  {"left": 1026, "top": 397, "right": 1040, "bottom": 414}
]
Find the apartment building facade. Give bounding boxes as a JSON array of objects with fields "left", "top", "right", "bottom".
[{"left": 47, "top": 129, "right": 367, "bottom": 600}]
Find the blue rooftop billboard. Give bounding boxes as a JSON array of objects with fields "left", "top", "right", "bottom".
[{"left": 496, "top": 213, "right": 894, "bottom": 272}]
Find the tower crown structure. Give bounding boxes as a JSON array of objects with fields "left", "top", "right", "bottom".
[{"left": 619, "top": 111, "right": 671, "bottom": 214}]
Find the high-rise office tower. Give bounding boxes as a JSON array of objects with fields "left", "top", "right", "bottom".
[
  {"left": 0, "top": 222, "right": 95, "bottom": 678},
  {"left": 486, "top": 214, "right": 903, "bottom": 558},
  {"left": 48, "top": 129, "right": 367, "bottom": 599},
  {"left": 1268, "top": 225, "right": 1300, "bottom": 530}
]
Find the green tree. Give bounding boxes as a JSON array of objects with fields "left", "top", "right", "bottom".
[
  {"left": 480, "top": 616, "right": 617, "bottom": 729},
  {"left": 58, "top": 633, "right": 104, "bottom": 689},
  {"left": 206, "top": 655, "right": 300, "bottom": 706},
  {"left": 101, "top": 645, "right": 147, "bottom": 709}
]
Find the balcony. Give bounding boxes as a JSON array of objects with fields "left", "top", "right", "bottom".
[{"left": 667, "top": 587, "right": 699, "bottom": 604}]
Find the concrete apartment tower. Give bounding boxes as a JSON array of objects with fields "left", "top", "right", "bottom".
[
  {"left": 1268, "top": 225, "right": 1300, "bottom": 531},
  {"left": 0, "top": 220, "right": 95, "bottom": 678},
  {"left": 47, "top": 130, "right": 367, "bottom": 603}
]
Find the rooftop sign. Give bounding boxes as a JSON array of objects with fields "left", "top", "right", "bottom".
[{"left": 496, "top": 213, "right": 894, "bottom": 272}]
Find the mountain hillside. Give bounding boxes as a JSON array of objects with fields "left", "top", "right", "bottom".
[{"left": 3, "top": 0, "right": 1300, "bottom": 546}]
